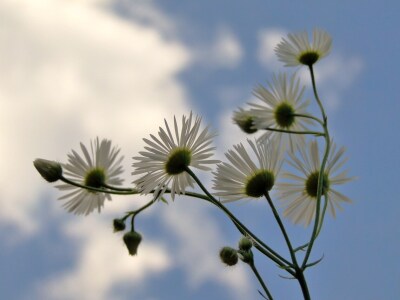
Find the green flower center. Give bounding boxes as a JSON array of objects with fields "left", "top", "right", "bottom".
[
  {"left": 237, "top": 117, "right": 257, "bottom": 134},
  {"left": 299, "top": 51, "right": 320, "bottom": 66},
  {"left": 165, "top": 148, "right": 192, "bottom": 175},
  {"left": 305, "top": 171, "right": 330, "bottom": 198},
  {"left": 84, "top": 167, "right": 106, "bottom": 188},
  {"left": 245, "top": 170, "right": 275, "bottom": 198},
  {"left": 274, "top": 102, "right": 295, "bottom": 128}
]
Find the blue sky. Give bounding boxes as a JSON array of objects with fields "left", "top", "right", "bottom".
[{"left": 1, "top": 0, "right": 399, "bottom": 299}]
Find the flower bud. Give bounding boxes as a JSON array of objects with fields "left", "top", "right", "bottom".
[
  {"left": 34, "top": 159, "right": 63, "bottom": 182},
  {"left": 123, "top": 231, "right": 142, "bottom": 256},
  {"left": 219, "top": 246, "right": 238, "bottom": 266},
  {"left": 238, "top": 236, "right": 253, "bottom": 251},
  {"left": 239, "top": 249, "right": 253, "bottom": 264},
  {"left": 113, "top": 219, "right": 126, "bottom": 232}
]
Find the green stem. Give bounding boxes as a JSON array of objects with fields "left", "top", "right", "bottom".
[
  {"left": 127, "top": 199, "right": 155, "bottom": 215},
  {"left": 301, "top": 65, "right": 331, "bottom": 269},
  {"left": 264, "top": 192, "right": 298, "bottom": 266},
  {"left": 292, "top": 113, "right": 324, "bottom": 127},
  {"left": 296, "top": 268, "right": 311, "bottom": 300},
  {"left": 102, "top": 183, "right": 135, "bottom": 192},
  {"left": 308, "top": 65, "right": 327, "bottom": 122},
  {"left": 60, "top": 176, "right": 137, "bottom": 194},
  {"left": 249, "top": 260, "right": 274, "bottom": 300},
  {"left": 126, "top": 199, "right": 155, "bottom": 231},
  {"left": 263, "top": 127, "right": 324, "bottom": 136},
  {"left": 184, "top": 166, "right": 293, "bottom": 270}
]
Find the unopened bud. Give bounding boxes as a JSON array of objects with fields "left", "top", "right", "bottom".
[
  {"left": 113, "top": 219, "right": 126, "bottom": 232},
  {"left": 239, "top": 250, "right": 253, "bottom": 264},
  {"left": 123, "top": 231, "right": 142, "bottom": 256},
  {"left": 34, "top": 159, "right": 62, "bottom": 182},
  {"left": 238, "top": 236, "right": 253, "bottom": 251},
  {"left": 219, "top": 246, "right": 238, "bottom": 266}
]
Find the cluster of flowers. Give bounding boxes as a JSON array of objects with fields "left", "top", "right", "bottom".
[{"left": 34, "top": 29, "right": 352, "bottom": 228}]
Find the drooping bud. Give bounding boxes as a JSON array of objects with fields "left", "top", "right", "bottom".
[
  {"left": 123, "top": 231, "right": 142, "bottom": 256},
  {"left": 34, "top": 159, "right": 63, "bottom": 182},
  {"left": 113, "top": 219, "right": 126, "bottom": 232},
  {"left": 219, "top": 246, "right": 238, "bottom": 266},
  {"left": 238, "top": 236, "right": 253, "bottom": 251}
]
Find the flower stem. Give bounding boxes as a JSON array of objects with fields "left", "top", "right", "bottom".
[
  {"left": 263, "top": 127, "right": 324, "bottom": 136},
  {"left": 301, "top": 65, "right": 331, "bottom": 269},
  {"left": 249, "top": 260, "right": 274, "bottom": 300},
  {"left": 60, "top": 176, "right": 137, "bottom": 194},
  {"left": 292, "top": 113, "right": 324, "bottom": 127},
  {"left": 264, "top": 192, "right": 298, "bottom": 266},
  {"left": 296, "top": 268, "right": 311, "bottom": 300},
  {"left": 184, "top": 166, "right": 294, "bottom": 272}
]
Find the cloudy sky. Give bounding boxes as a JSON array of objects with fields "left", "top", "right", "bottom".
[{"left": 1, "top": 0, "right": 399, "bottom": 299}]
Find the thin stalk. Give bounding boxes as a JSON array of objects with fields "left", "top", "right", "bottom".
[
  {"left": 249, "top": 260, "right": 274, "bottom": 300},
  {"left": 263, "top": 127, "right": 324, "bottom": 136},
  {"left": 102, "top": 183, "right": 136, "bottom": 192},
  {"left": 60, "top": 176, "right": 137, "bottom": 195},
  {"left": 129, "top": 199, "right": 155, "bottom": 231},
  {"left": 127, "top": 199, "right": 155, "bottom": 215},
  {"left": 264, "top": 192, "right": 298, "bottom": 266},
  {"left": 308, "top": 65, "right": 327, "bottom": 122},
  {"left": 301, "top": 65, "right": 331, "bottom": 268},
  {"left": 292, "top": 113, "right": 324, "bottom": 127},
  {"left": 184, "top": 166, "right": 293, "bottom": 269}
]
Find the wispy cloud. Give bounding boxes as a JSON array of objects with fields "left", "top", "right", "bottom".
[
  {"left": 193, "top": 25, "right": 243, "bottom": 69},
  {"left": 257, "top": 28, "right": 287, "bottom": 73},
  {"left": 37, "top": 216, "right": 171, "bottom": 300}
]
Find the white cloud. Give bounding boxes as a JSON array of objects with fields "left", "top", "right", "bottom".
[
  {"left": 194, "top": 26, "right": 243, "bottom": 69},
  {"left": 257, "top": 28, "right": 286, "bottom": 72},
  {"left": 0, "top": 1, "right": 254, "bottom": 299},
  {"left": 0, "top": 0, "right": 190, "bottom": 234},
  {"left": 112, "top": 0, "right": 178, "bottom": 34},
  {"left": 37, "top": 216, "right": 171, "bottom": 300}
]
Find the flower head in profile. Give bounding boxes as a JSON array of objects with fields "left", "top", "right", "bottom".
[
  {"left": 232, "top": 108, "right": 257, "bottom": 134},
  {"left": 277, "top": 140, "right": 354, "bottom": 226},
  {"left": 249, "top": 73, "right": 313, "bottom": 152},
  {"left": 56, "top": 138, "right": 124, "bottom": 215},
  {"left": 275, "top": 29, "right": 332, "bottom": 67},
  {"left": 132, "top": 113, "right": 218, "bottom": 200},
  {"left": 213, "top": 139, "right": 282, "bottom": 202}
]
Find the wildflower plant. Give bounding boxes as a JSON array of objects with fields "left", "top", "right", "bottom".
[{"left": 34, "top": 29, "right": 354, "bottom": 299}]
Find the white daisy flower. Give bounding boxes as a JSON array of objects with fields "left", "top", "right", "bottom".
[
  {"left": 277, "top": 140, "right": 353, "bottom": 226},
  {"left": 132, "top": 113, "right": 218, "bottom": 200},
  {"left": 249, "top": 73, "right": 313, "bottom": 152},
  {"left": 275, "top": 29, "right": 332, "bottom": 67},
  {"left": 232, "top": 108, "right": 257, "bottom": 134},
  {"left": 56, "top": 138, "right": 124, "bottom": 215},
  {"left": 213, "top": 139, "right": 282, "bottom": 202}
]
